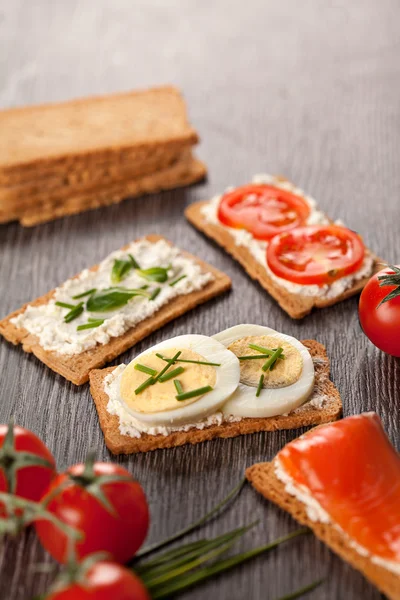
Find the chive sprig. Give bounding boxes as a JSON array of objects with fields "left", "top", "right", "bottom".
[
  {"left": 150, "top": 287, "right": 161, "bottom": 301},
  {"left": 176, "top": 385, "right": 213, "bottom": 402},
  {"left": 237, "top": 342, "right": 286, "bottom": 396},
  {"left": 248, "top": 344, "right": 286, "bottom": 359},
  {"left": 72, "top": 288, "right": 97, "bottom": 300},
  {"left": 55, "top": 301, "right": 76, "bottom": 310},
  {"left": 174, "top": 380, "right": 184, "bottom": 395},
  {"left": 134, "top": 364, "right": 158, "bottom": 376},
  {"left": 154, "top": 351, "right": 182, "bottom": 382},
  {"left": 64, "top": 302, "right": 84, "bottom": 323},
  {"left": 169, "top": 274, "right": 187, "bottom": 287},
  {"left": 76, "top": 319, "right": 104, "bottom": 331},
  {"left": 134, "top": 376, "right": 156, "bottom": 395},
  {"left": 238, "top": 354, "right": 271, "bottom": 361},
  {"left": 134, "top": 351, "right": 182, "bottom": 395},
  {"left": 262, "top": 347, "right": 284, "bottom": 372},
  {"left": 156, "top": 353, "right": 221, "bottom": 367},
  {"left": 255, "top": 374, "right": 264, "bottom": 397},
  {"left": 158, "top": 366, "right": 185, "bottom": 383}
]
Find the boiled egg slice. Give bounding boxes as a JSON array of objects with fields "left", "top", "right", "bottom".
[
  {"left": 213, "top": 324, "right": 315, "bottom": 418},
  {"left": 119, "top": 334, "right": 240, "bottom": 427}
]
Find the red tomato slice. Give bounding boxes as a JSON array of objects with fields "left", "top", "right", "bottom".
[
  {"left": 217, "top": 184, "right": 311, "bottom": 240},
  {"left": 266, "top": 225, "right": 365, "bottom": 285}
]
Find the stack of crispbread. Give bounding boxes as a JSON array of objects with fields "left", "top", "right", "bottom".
[{"left": 0, "top": 86, "right": 206, "bottom": 226}]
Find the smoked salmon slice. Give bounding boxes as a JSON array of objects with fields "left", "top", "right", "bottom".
[{"left": 277, "top": 413, "right": 400, "bottom": 565}]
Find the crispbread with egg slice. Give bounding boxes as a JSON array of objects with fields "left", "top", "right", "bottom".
[
  {"left": 246, "top": 455, "right": 400, "bottom": 599},
  {"left": 0, "top": 235, "right": 231, "bottom": 385},
  {"left": 185, "top": 198, "right": 381, "bottom": 319},
  {"left": 89, "top": 339, "right": 342, "bottom": 454}
]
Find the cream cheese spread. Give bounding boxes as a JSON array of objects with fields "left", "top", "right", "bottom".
[
  {"left": 104, "top": 358, "right": 328, "bottom": 438},
  {"left": 11, "top": 239, "right": 214, "bottom": 355},
  {"left": 274, "top": 458, "right": 400, "bottom": 575},
  {"left": 201, "top": 175, "right": 374, "bottom": 299}
]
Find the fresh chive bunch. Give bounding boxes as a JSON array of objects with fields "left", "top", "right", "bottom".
[{"left": 130, "top": 479, "right": 323, "bottom": 599}]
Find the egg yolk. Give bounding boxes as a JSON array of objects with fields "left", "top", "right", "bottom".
[
  {"left": 120, "top": 348, "right": 217, "bottom": 413},
  {"left": 228, "top": 335, "right": 303, "bottom": 389}
]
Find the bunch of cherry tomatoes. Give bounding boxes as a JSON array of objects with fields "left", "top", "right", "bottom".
[{"left": 0, "top": 423, "right": 151, "bottom": 599}]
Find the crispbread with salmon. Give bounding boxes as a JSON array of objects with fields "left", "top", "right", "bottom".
[{"left": 246, "top": 427, "right": 400, "bottom": 600}]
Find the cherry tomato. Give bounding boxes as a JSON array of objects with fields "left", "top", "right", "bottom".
[
  {"left": 217, "top": 184, "right": 311, "bottom": 240},
  {"left": 359, "top": 265, "right": 400, "bottom": 357},
  {"left": 266, "top": 225, "right": 365, "bottom": 285},
  {"left": 0, "top": 424, "right": 56, "bottom": 516},
  {"left": 45, "top": 560, "right": 150, "bottom": 600},
  {"left": 35, "top": 462, "right": 149, "bottom": 564}
]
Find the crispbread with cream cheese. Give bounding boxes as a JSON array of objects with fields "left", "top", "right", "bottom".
[
  {"left": 185, "top": 199, "right": 381, "bottom": 319},
  {"left": 246, "top": 458, "right": 400, "bottom": 600},
  {"left": 0, "top": 86, "right": 198, "bottom": 185},
  {"left": 0, "top": 152, "right": 206, "bottom": 226},
  {"left": 0, "top": 235, "right": 231, "bottom": 384},
  {"left": 89, "top": 339, "right": 342, "bottom": 454}
]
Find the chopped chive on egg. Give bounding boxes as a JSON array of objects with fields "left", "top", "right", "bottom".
[
  {"left": 119, "top": 334, "right": 240, "bottom": 427},
  {"left": 213, "top": 324, "right": 315, "bottom": 418}
]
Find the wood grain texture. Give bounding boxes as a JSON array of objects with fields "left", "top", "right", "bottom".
[{"left": 0, "top": 1, "right": 399, "bottom": 599}]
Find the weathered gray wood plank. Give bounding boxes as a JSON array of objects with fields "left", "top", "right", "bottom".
[{"left": 0, "top": 0, "right": 399, "bottom": 598}]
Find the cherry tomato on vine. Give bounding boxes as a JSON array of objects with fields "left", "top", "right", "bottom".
[
  {"left": 35, "top": 459, "right": 149, "bottom": 564},
  {"left": 45, "top": 560, "right": 150, "bottom": 600},
  {"left": 217, "top": 183, "right": 311, "bottom": 240},
  {"left": 266, "top": 225, "right": 365, "bottom": 285},
  {"left": 0, "top": 423, "right": 56, "bottom": 516},
  {"left": 359, "top": 265, "right": 400, "bottom": 357}
]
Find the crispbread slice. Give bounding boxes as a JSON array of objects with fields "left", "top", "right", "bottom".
[
  {"left": 246, "top": 459, "right": 400, "bottom": 600},
  {"left": 185, "top": 201, "right": 381, "bottom": 319},
  {"left": 0, "top": 142, "right": 192, "bottom": 208},
  {"left": 89, "top": 339, "right": 342, "bottom": 454},
  {"left": 0, "top": 152, "right": 206, "bottom": 226},
  {"left": 0, "top": 235, "right": 230, "bottom": 384},
  {"left": 0, "top": 86, "right": 198, "bottom": 184}
]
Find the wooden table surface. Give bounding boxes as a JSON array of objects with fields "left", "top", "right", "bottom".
[{"left": 1, "top": 1, "right": 399, "bottom": 598}]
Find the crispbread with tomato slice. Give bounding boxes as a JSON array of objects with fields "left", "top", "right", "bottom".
[
  {"left": 89, "top": 339, "right": 342, "bottom": 454},
  {"left": 185, "top": 182, "right": 381, "bottom": 319}
]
